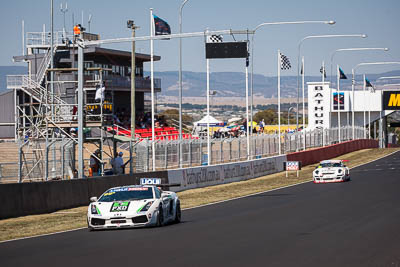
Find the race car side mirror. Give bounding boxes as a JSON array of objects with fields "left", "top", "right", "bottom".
[{"left": 90, "top": 196, "right": 98, "bottom": 202}]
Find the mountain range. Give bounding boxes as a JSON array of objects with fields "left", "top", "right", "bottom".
[{"left": 1, "top": 66, "right": 399, "bottom": 98}]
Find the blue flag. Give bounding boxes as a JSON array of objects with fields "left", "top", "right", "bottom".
[
  {"left": 339, "top": 67, "right": 347, "bottom": 79},
  {"left": 153, "top": 15, "right": 171, "bottom": 36}
]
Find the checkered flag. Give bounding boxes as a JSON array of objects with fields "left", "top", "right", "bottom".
[
  {"left": 207, "top": 34, "right": 223, "bottom": 43},
  {"left": 280, "top": 53, "right": 291, "bottom": 70}
]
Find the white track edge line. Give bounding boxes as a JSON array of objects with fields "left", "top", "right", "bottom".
[{"left": 2, "top": 149, "right": 398, "bottom": 244}]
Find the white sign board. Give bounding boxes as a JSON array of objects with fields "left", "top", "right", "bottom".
[
  {"left": 307, "top": 82, "right": 331, "bottom": 130},
  {"left": 140, "top": 178, "right": 161, "bottom": 185}
]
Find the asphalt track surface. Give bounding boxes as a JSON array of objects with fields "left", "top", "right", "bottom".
[{"left": 1, "top": 152, "right": 400, "bottom": 267}]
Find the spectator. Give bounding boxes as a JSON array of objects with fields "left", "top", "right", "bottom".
[
  {"left": 259, "top": 119, "right": 265, "bottom": 134},
  {"left": 113, "top": 152, "right": 125, "bottom": 175},
  {"left": 89, "top": 150, "right": 101, "bottom": 177}
]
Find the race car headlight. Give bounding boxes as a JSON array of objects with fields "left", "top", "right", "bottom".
[
  {"left": 315, "top": 170, "right": 319, "bottom": 175},
  {"left": 91, "top": 204, "right": 100, "bottom": 215},
  {"left": 337, "top": 169, "right": 342, "bottom": 174},
  {"left": 139, "top": 201, "right": 154, "bottom": 212}
]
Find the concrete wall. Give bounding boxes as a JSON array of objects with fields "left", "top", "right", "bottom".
[
  {"left": 286, "top": 139, "right": 379, "bottom": 166},
  {"left": 0, "top": 171, "right": 167, "bottom": 219},
  {"left": 167, "top": 155, "right": 287, "bottom": 192}
]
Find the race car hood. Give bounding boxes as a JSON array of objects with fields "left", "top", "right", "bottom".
[{"left": 92, "top": 199, "right": 153, "bottom": 217}]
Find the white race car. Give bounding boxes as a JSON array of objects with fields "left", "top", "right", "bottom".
[
  {"left": 87, "top": 185, "right": 181, "bottom": 230},
  {"left": 312, "top": 160, "right": 350, "bottom": 183}
]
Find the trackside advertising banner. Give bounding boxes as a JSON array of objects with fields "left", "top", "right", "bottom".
[{"left": 168, "top": 155, "right": 287, "bottom": 192}]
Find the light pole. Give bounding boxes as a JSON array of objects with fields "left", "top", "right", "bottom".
[
  {"left": 288, "top": 106, "right": 295, "bottom": 130},
  {"left": 250, "top": 20, "right": 335, "bottom": 134},
  {"left": 60, "top": 2, "right": 68, "bottom": 37},
  {"left": 127, "top": 20, "right": 138, "bottom": 145},
  {"left": 178, "top": 0, "right": 190, "bottom": 168},
  {"left": 352, "top": 62, "right": 400, "bottom": 145},
  {"left": 88, "top": 14, "right": 92, "bottom": 33},
  {"left": 297, "top": 34, "right": 367, "bottom": 131},
  {"left": 329, "top": 47, "right": 389, "bottom": 130}
]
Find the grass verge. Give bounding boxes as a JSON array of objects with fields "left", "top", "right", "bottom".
[{"left": 1, "top": 147, "right": 398, "bottom": 242}]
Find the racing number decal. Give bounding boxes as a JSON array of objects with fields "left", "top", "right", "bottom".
[{"left": 111, "top": 202, "right": 130, "bottom": 212}]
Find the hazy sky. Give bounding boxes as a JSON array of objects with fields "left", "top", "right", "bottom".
[{"left": 1, "top": 0, "right": 399, "bottom": 76}]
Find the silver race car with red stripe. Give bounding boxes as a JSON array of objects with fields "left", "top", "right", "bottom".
[
  {"left": 87, "top": 184, "right": 181, "bottom": 230},
  {"left": 313, "top": 160, "right": 350, "bottom": 183}
]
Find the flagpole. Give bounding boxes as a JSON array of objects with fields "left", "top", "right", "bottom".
[
  {"left": 368, "top": 94, "right": 371, "bottom": 139},
  {"left": 352, "top": 68, "right": 355, "bottom": 140},
  {"left": 301, "top": 56, "right": 305, "bottom": 150},
  {"left": 150, "top": 8, "right": 156, "bottom": 171},
  {"left": 368, "top": 80, "right": 371, "bottom": 139},
  {"left": 206, "top": 59, "right": 210, "bottom": 165},
  {"left": 278, "top": 50, "right": 281, "bottom": 155},
  {"left": 206, "top": 31, "right": 211, "bottom": 165},
  {"left": 337, "top": 65, "right": 341, "bottom": 143},
  {"left": 363, "top": 74, "right": 366, "bottom": 139},
  {"left": 322, "top": 60, "right": 325, "bottom": 84},
  {"left": 246, "top": 59, "right": 253, "bottom": 160},
  {"left": 245, "top": 59, "right": 250, "bottom": 160}
]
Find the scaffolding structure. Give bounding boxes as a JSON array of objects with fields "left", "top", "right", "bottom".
[{"left": 6, "top": 31, "right": 122, "bottom": 182}]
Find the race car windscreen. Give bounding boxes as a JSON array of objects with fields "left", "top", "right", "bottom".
[
  {"left": 98, "top": 187, "right": 153, "bottom": 202},
  {"left": 320, "top": 162, "right": 342, "bottom": 168}
]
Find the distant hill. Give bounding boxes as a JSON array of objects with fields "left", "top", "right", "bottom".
[
  {"left": 0, "top": 66, "right": 27, "bottom": 93},
  {"left": 149, "top": 70, "right": 400, "bottom": 98},
  {"left": 1, "top": 65, "right": 399, "bottom": 97}
]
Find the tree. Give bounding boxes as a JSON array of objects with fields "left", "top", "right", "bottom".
[
  {"left": 159, "top": 109, "right": 193, "bottom": 130},
  {"left": 253, "top": 109, "right": 277, "bottom": 124}
]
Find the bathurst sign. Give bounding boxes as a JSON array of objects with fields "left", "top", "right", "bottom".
[{"left": 383, "top": 91, "right": 400, "bottom": 110}]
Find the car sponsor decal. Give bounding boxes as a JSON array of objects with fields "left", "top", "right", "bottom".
[
  {"left": 103, "top": 192, "right": 115, "bottom": 196},
  {"left": 109, "top": 187, "right": 149, "bottom": 193},
  {"left": 110, "top": 201, "right": 130, "bottom": 212},
  {"left": 128, "top": 187, "right": 149, "bottom": 191}
]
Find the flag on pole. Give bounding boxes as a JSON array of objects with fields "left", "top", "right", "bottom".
[
  {"left": 339, "top": 67, "right": 347, "bottom": 79},
  {"left": 153, "top": 15, "right": 171, "bottom": 35},
  {"left": 365, "top": 78, "right": 373, "bottom": 87},
  {"left": 300, "top": 61, "right": 304, "bottom": 75},
  {"left": 365, "top": 77, "right": 375, "bottom": 92},
  {"left": 320, "top": 65, "right": 326, "bottom": 78},
  {"left": 280, "top": 53, "right": 291, "bottom": 70},
  {"left": 207, "top": 34, "right": 223, "bottom": 43}
]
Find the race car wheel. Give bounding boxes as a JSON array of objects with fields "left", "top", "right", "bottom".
[
  {"left": 157, "top": 207, "right": 164, "bottom": 227},
  {"left": 174, "top": 201, "right": 181, "bottom": 223}
]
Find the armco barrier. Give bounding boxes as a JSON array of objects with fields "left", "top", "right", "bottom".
[
  {"left": 168, "top": 155, "right": 287, "bottom": 192},
  {"left": 286, "top": 139, "right": 378, "bottom": 167},
  {"left": 0, "top": 171, "right": 168, "bottom": 219}
]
